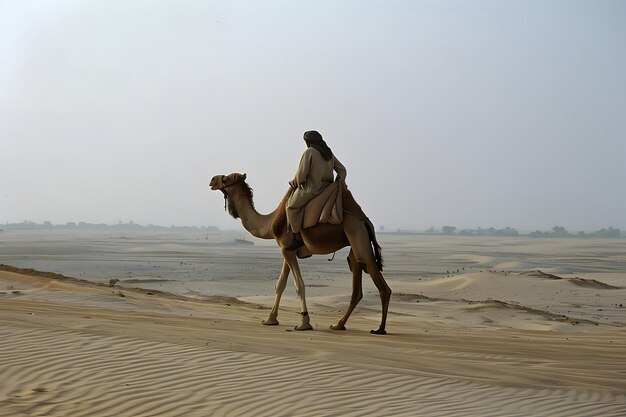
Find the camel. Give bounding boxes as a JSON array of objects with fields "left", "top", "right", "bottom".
[{"left": 209, "top": 173, "right": 392, "bottom": 334}]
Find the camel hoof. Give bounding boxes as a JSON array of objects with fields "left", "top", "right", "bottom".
[
  {"left": 330, "top": 324, "right": 346, "bottom": 331},
  {"left": 370, "top": 328, "right": 387, "bottom": 335},
  {"left": 262, "top": 318, "right": 279, "bottom": 326},
  {"left": 294, "top": 323, "right": 313, "bottom": 331}
]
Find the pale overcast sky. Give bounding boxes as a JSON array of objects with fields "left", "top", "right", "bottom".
[{"left": 2, "top": 0, "right": 625, "bottom": 231}]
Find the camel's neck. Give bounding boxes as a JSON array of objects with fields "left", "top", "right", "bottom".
[{"left": 227, "top": 186, "right": 277, "bottom": 240}]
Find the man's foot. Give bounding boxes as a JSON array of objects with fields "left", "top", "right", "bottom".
[
  {"left": 284, "top": 232, "right": 304, "bottom": 251},
  {"left": 296, "top": 246, "right": 312, "bottom": 259}
]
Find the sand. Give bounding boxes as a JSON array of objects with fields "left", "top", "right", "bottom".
[{"left": 1, "top": 233, "right": 625, "bottom": 416}]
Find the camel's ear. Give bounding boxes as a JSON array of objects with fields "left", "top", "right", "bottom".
[{"left": 242, "top": 173, "right": 247, "bottom": 180}]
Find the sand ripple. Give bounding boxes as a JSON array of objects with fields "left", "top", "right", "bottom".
[{"left": 1, "top": 325, "right": 624, "bottom": 417}]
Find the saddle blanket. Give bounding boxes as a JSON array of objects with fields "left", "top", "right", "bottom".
[{"left": 302, "top": 181, "right": 343, "bottom": 229}]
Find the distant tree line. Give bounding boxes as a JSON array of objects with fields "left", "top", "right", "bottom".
[
  {"left": 438, "top": 226, "right": 520, "bottom": 236},
  {"left": 529, "top": 226, "right": 621, "bottom": 238},
  {"left": 424, "top": 225, "right": 621, "bottom": 238},
  {"left": 1, "top": 221, "right": 220, "bottom": 233}
]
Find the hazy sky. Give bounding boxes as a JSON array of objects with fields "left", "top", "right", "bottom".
[{"left": 2, "top": 0, "right": 625, "bottom": 232}]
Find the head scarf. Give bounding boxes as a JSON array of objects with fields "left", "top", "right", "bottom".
[{"left": 303, "top": 130, "right": 332, "bottom": 161}]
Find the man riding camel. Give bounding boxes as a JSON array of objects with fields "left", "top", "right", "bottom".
[{"left": 285, "top": 130, "right": 347, "bottom": 250}]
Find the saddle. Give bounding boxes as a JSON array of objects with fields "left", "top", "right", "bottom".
[
  {"left": 272, "top": 181, "right": 369, "bottom": 239},
  {"left": 302, "top": 181, "right": 344, "bottom": 229}
]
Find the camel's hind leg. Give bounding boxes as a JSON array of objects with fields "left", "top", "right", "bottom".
[
  {"left": 344, "top": 217, "right": 392, "bottom": 335},
  {"left": 366, "top": 262, "right": 392, "bottom": 335},
  {"left": 331, "top": 250, "right": 363, "bottom": 331},
  {"left": 263, "top": 259, "right": 290, "bottom": 325}
]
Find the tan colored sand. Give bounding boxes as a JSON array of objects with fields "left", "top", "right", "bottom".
[{"left": 1, "top": 264, "right": 625, "bottom": 417}]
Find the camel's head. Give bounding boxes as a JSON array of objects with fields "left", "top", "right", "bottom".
[
  {"left": 209, "top": 173, "right": 247, "bottom": 192},
  {"left": 209, "top": 173, "right": 251, "bottom": 219}
]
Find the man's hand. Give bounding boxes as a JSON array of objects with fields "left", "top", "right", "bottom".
[{"left": 289, "top": 179, "right": 298, "bottom": 189}]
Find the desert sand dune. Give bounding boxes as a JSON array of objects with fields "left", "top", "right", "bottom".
[
  {"left": 1, "top": 264, "right": 625, "bottom": 417},
  {"left": 1, "top": 234, "right": 626, "bottom": 416}
]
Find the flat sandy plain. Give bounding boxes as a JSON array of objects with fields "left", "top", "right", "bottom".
[{"left": 1, "top": 230, "right": 625, "bottom": 416}]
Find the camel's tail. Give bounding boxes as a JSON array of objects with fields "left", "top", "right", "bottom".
[{"left": 364, "top": 218, "right": 384, "bottom": 272}]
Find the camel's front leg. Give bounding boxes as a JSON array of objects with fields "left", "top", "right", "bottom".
[
  {"left": 281, "top": 249, "right": 313, "bottom": 331},
  {"left": 263, "top": 259, "right": 290, "bottom": 325}
]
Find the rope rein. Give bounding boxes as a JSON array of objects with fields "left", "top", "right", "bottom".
[{"left": 219, "top": 188, "right": 229, "bottom": 212}]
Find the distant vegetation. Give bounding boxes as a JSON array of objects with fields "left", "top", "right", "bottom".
[
  {"left": 392, "top": 225, "right": 623, "bottom": 238},
  {"left": 529, "top": 226, "right": 621, "bottom": 238},
  {"left": 2, "top": 221, "right": 219, "bottom": 233},
  {"left": 440, "top": 226, "right": 520, "bottom": 236}
]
